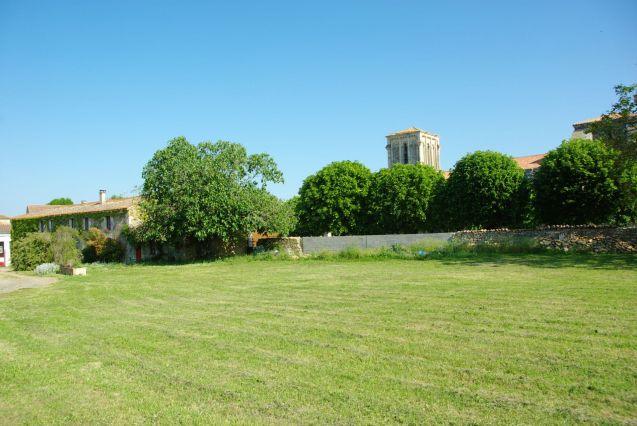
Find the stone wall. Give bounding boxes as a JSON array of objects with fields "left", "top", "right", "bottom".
[
  {"left": 301, "top": 233, "right": 453, "bottom": 254},
  {"left": 256, "top": 237, "right": 302, "bottom": 257},
  {"left": 451, "top": 226, "right": 637, "bottom": 253}
]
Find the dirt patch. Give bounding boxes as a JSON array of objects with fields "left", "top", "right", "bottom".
[{"left": 0, "top": 268, "right": 57, "bottom": 294}]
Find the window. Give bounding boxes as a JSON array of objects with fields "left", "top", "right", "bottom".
[
  {"left": 69, "top": 218, "right": 75, "bottom": 228},
  {"left": 39, "top": 221, "right": 45, "bottom": 232},
  {"left": 106, "top": 216, "right": 112, "bottom": 231},
  {"left": 49, "top": 220, "right": 54, "bottom": 231},
  {"left": 403, "top": 143, "right": 409, "bottom": 164},
  {"left": 83, "top": 217, "right": 90, "bottom": 231}
]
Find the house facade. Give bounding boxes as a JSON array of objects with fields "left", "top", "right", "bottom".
[
  {"left": 11, "top": 190, "right": 144, "bottom": 263},
  {"left": 0, "top": 215, "right": 11, "bottom": 267},
  {"left": 571, "top": 114, "right": 637, "bottom": 140}
]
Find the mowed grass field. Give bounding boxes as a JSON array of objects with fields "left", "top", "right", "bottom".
[{"left": 0, "top": 255, "right": 636, "bottom": 425}]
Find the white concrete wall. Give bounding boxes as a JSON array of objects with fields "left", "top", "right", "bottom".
[{"left": 0, "top": 234, "right": 11, "bottom": 267}]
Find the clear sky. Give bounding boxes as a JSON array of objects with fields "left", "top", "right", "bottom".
[{"left": 1, "top": 0, "right": 636, "bottom": 215}]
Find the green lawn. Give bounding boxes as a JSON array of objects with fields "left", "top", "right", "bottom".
[{"left": 1, "top": 255, "right": 636, "bottom": 425}]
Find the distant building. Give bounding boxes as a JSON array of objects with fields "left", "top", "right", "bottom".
[
  {"left": 571, "top": 114, "right": 637, "bottom": 140},
  {"left": 386, "top": 127, "right": 544, "bottom": 177},
  {"left": 386, "top": 127, "right": 441, "bottom": 169},
  {"left": 0, "top": 215, "right": 10, "bottom": 267},
  {"left": 11, "top": 190, "right": 144, "bottom": 263},
  {"left": 512, "top": 154, "right": 545, "bottom": 177}
]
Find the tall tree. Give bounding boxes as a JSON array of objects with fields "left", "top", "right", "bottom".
[
  {"left": 366, "top": 164, "right": 444, "bottom": 234},
  {"left": 48, "top": 197, "right": 73, "bottom": 205},
  {"left": 443, "top": 151, "right": 528, "bottom": 230},
  {"left": 589, "top": 84, "right": 637, "bottom": 162},
  {"left": 296, "top": 161, "right": 372, "bottom": 236},
  {"left": 534, "top": 139, "right": 635, "bottom": 225},
  {"left": 135, "top": 137, "right": 285, "bottom": 244}
]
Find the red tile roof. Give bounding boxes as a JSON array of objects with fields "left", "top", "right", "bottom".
[
  {"left": 513, "top": 154, "right": 545, "bottom": 171},
  {"left": 13, "top": 197, "right": 140, "bottom": 220}
]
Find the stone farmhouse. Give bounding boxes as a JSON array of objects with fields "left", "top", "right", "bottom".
[{"left": 11, "top": 191, "right": 144, "bottom": 263}]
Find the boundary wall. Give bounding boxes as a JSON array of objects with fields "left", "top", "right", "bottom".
[{"left": 301, "top": 233, "right": 453, "bottom": 254}]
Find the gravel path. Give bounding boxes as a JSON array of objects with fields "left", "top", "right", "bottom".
[{"left": 0, "top": 268, "right": 57, "bottom": 294}]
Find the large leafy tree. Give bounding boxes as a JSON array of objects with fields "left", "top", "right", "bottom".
[
  {"left": 366, "top": 164, "right": 444, "bottom": 234},
  {"left": 136, "top": 137, "right": 285, "bottom": 244},
  {"left": 588, "top": 84, "right": 637, "bottom": 222},
  {"left": 534, "top": 139, "right": 635, "bottom": 225},
  {"left": 443, "top": 151, "right": 528, "bottom": 230},
  {"left": 589, "top": 84, "right": 637, "bottom": 162},
  {"left": 296, "top": 161, "right": 372, "bottom": 236}
]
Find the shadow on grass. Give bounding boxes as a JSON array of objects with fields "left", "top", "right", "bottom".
[{"left": 431, "top": 252, "right": 637, "bottom": 270}]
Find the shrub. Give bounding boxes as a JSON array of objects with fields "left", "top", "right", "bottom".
[
  {"left": 34, "top": 263, "right": 60, "bottom": 275},
  {"left": 366, "top": 164, "right": 445, "bottom": 234},
  {"left": 11, "top": 232, "right": 53, "bottom": 271},
  {"left": 442, "top": 151, "right": 528, "bottom": 230},
  {"left": 51, "top": 226, "right": 82, "bottom": 267},
  {"left": 83, "top": 227, "right": 123, "bottom": 263},
  {"left": 100, "top": 238, "right": 124, "bottom": 263},
  {"left": 533, "top": 139, "right": 633, "bottom": 224},
  {"left": 296, "top": 161, "right": 372, "bottom": 236}
]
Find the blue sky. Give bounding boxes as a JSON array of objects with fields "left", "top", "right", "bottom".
[{"left": 1, "top": 0, "right": 636, "bottom": 215}]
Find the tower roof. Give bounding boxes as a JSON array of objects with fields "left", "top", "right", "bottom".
[{"left": 386, "top": 127, "right": 438, "bottom": 137}]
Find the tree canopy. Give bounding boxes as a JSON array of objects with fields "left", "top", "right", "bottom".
[
  {"left": 366, "top": 164, "right": 444, "bottom": 234},
  {"left": 533, "top": 139, "right": 634, "bottom": 225},
  {"left": 134, "top": 137, "right": 286, "bottom": 244},
  {"left": 296, "top": 161, "right": 372, "bottom": 236},
  {"left": 48, "top": 197, "right": 73, "bottom": 205},
  {"left": 589, "top": 84, "right": 637, "bottom": 162},
  {"left": 443, "top": 151, "right": 528, "bottom": 230}
]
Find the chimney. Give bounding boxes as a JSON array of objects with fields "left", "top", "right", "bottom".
[{"left": 99, "top": 189, "right": 106, "bottom": 204}]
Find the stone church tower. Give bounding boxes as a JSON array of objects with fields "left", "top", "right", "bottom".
[{"left": 386, "top": 127, "right": 440, "bottom": 170}]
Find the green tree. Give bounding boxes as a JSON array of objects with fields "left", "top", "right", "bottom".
[
  {"left": 51, "top": 226, "right": 82, "bottom": 267},
  {"left": 533, "top": 139, "right": 634, "bottom": 224},
  {"left": 588, "top": 84, "right": 637, "bottom": 222},
  {"left": 11, "top": 232, "right": 53, "bottom": 271},
  {"left": 48, "top": 197, "right": 73, "bottom": 205},
  {"left": 135, "top": 137, "right": 284, "bottom": 245},
  {"left": 366, "top": 164, "right": 444, "bottom": 234},
  {"left": 244, "top": 190, "right": 298, "bottom": 236},
  {"left": 296, "top": 161, "right": 372, "bottom": 236},
  {"left": 589, "top": 84, "right": 637, "bottom": 161},
  {"left": 443, "top": 151, "right": 528, "bottom": 230}
]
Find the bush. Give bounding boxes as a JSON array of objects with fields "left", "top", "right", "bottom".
[
  {"left": 100, "top": 238, "right": 124, "bottom": 263},
  {"left": 34, "top": 263, "right": 60, "bottom": 275},
  {"left": 83, "top": 227, "right": 123, "bottom": 263},
  {"left": 366, "top": 164, "right": 445, "bottom": 234},
  {"left": 296, "top": 161, "right": 372, "bottom": 236},
  {"left": 52, "top": 226, "right": 82, "bottom": 267},
  {"left": 533, "top": 139, "right": 633, "bottom": 224},
  {"left": 441, "top": 151, "right": 528, "bottom": 230},
  {"left": 11, "top": 232, "right": 53, "bottom": 271}
]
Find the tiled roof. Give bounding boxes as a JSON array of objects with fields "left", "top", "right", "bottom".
[
  {"left": 513, "top": 154, "right": 545, "bottom": 171},
  {"left": 13, "top": 197, "right": 140, "bottom": 220},
  {"left": 573, "top": 113, "right": 637, "bottom": 127},
  {"left": 386, "top": 127, "right": 438, "bottom": 137},
  {"left": 0, "top": 222, "right": 10, "bottom": 234},
  {"left": 0, "top": 214, "right": 10, "bottom": 220},
  {"left": 26, "top": 204, "right": 67, "bottom": 214}
]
